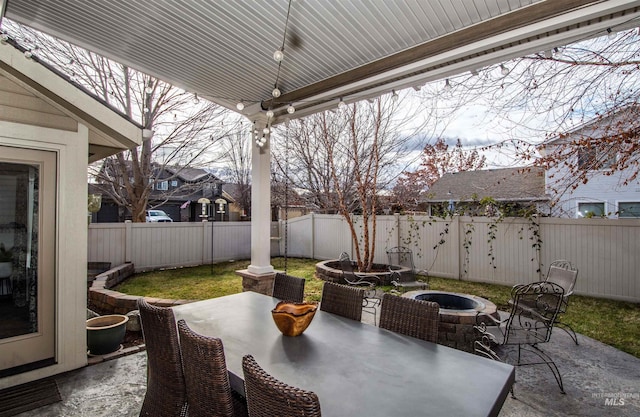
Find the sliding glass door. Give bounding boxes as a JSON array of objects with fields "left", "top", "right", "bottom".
[{"left": 0, "top": 146, "right": 56, "bottom": 376}]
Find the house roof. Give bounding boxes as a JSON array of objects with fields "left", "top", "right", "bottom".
[
  {"left": 0, "top": 39, "right": 143, "bottom": 162},
  {"left": 164, "top": 166, "right": 219, "bottom": 183},
  {"left": 4, "top": 1, "right": 638, "bottom": 123},
  {"left": 424, "top": 167, "right": 548, "bottom": 203}
]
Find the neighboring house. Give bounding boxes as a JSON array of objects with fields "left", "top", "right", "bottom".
[
  {"left": 92, "top": 164, "right": 237, "bottom": 222},
  {"left": 421, "top": 167, "right": 549, "bottom": 216},
  {"left": 540, "top": 107, "right": 640, "bottom": 218},
  {"left": 219, "top": 182, "right": 250, "bottom": 221},
  {"left": 0, "top": 41, "right": 142, "bottom": 387},
  {"left": 223, "top": 182, "right": 316, "bottom": 221}
]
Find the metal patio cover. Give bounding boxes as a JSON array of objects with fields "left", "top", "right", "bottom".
[{"left": 4, "top": 0, "right": 640, "bottom": 124}]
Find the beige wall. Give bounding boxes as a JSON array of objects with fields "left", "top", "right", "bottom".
[
  {"left": 0, "top": 75, "right": 77, "bottom": 132},
  {"left": 0, "top": 120, "right": 88, "bottom": 389}
]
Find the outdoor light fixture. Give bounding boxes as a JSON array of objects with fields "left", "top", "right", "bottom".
[
  {"left": 500, "top": 64, "right": 509, "bottom": 76},
  {"left": 24, "top": 49, "right": 33, "bottom": 59},
  {"left": 338, "top": 98, "right": 346, "bottom": 109},
  {"left": 145, "top": 82, "right": 153, "bottom": 95},
  {"left": 287, "top": 104, "right": 295, "bottom": 114},
  {"left": 273, "top": 48, "right": 284, "bottom": 62},
  {"left": 266, "top": 109, "right": 274, "bottom": 119},
  {"left": 471, "top": 68, "right": 479, "bottom": 76},
  {"left": 272, "top": 87, "right": 281, "bottom": 98},
  {"left": 607, "top": 28, "right": 617, "bottom": 40},
  {"left": 391, "top": 90, "right": 399, "bottom": 101},
  {"left": 263, "top": 127, "right": 270, "bottom": 135},
  {"left": 193, "top": 93, "right": 200, "bottom": 104},
  {"left": 236, "top": 101, "right": 245, "bottom": 111},
  {"left": 256, "top": 134, "right": 268, "bottom": 148},
  {"left": 443, "top": 79, "right": 452, "bottom": 91},
  {"left": 0, "top": 33, "right": 9, "bottom": 43}
]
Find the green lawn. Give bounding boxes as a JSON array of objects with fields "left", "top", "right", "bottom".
[{"left": 115, "top": 257, "right": 640, "bottom": 358}]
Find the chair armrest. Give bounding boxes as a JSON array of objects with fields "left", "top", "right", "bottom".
[
  {"left": 475, "top": 311, "right": 504, "bottom": 327},
  {"left": 354, "top": 273, "right": 381, "bottom": 285}
]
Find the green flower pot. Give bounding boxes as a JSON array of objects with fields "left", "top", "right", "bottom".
[{"left": 86, "top": 314, "right": 129, "bottom": 355}]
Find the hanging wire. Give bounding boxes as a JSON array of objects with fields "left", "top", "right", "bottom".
[{"left": 273, "top": 0, "right": 293, "bottom": 102}]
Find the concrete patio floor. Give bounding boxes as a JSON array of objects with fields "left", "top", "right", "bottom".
[{"left": 14, "top": 312, "right": 640, "bottom": 417}]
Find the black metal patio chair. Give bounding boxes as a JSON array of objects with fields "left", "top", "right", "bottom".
[
  {"left": 474, "top": 281, "right": 566, "bottom": 395},
  {"left": 338, "top": 252, "right": 381, "bottom": 322},
  {"left": 385, "top": 246, "right": 429, "bottom": 293},
  {"left": 543, "top": 260, "right": 579, "bottom": 344}
]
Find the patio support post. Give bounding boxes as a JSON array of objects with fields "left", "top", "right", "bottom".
[{"left": 247, "top": 119, "right": 274, "bottom": 276}]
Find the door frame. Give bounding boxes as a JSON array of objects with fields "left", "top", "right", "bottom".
[
  {"left": 0, "top": 121, "right": 89, "bottom": 389},
  {"left": 0, "top": 146, "right": 57, "bottom": 374}
]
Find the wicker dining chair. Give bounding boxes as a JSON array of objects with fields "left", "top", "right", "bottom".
[
  {"left": 272, "top": 272, "right": 306, "bottom": 303},
  {"left": 320, "top": 281, "right": 365, "bottom": 321},
  {"left": 242, "top": 354, "right": 322, "bottom": 417},
  {"left": 379, "top": 293, "right": 440, "bottom": 343},
  {"left": 137, "top": 298, "right": 188, "bottom": 417},
  {"left": 177, "top": 320, "right": 248, "bottom": 417}
]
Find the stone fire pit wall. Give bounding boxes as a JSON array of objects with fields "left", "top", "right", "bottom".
[
  {"left": 403, "top": 290, "right": 499, "bottom": 353},
  {"left": 315, "top": 259, "right": 410, "bottom": 286}
]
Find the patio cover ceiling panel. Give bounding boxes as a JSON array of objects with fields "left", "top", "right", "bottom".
[{"left": 4, "top": 0, "right": 640, "bottom": 123}]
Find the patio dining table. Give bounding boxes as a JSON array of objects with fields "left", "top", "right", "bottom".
[{"left": 172, "top": 291, "right": 514, "bottom": 417}]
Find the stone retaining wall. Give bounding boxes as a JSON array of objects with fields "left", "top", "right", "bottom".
[
  {"left": 88, "top": 263, "right": 192, "bottom": 315},
  {"left": 315, "top": 260, "right": 409, "bottom": 286}
]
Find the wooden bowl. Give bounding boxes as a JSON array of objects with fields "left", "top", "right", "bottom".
[{"left": 271, "top": 301, "right": 318, "bottom": 336}]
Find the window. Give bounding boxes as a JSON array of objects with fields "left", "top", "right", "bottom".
[
  {"left": 577, "top": 145, "right": 616, "bottom": 171},
  {"left": 618, "top": 202, "right": 640, "bottom": 218},
  {"left": 171, "top": 180, "right": 178, "bottom": 187},
  {"left": 156, "top": 181, "right": 168, "bottom": 191},
  {"left": 577, "top": 202, "right": 605, "bottom": 218}
]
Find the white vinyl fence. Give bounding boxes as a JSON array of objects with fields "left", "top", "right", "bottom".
[
  {"left": 88, "top": 214, "right": 640, "bottom": 302},
  {"left": 88, "top": 221, "right": 277, "bottom": 271}
]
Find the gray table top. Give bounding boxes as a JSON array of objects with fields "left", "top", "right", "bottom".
[{"left": 173, "top": 291, "right": 514, "bottom": 417}]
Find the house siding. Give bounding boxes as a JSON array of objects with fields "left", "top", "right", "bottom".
[
  {"left": 0, "top": 75, "right": 77, "bottom": 131},
  {"left": 546, "top": 163, "right": 640, "bottom": 218}
]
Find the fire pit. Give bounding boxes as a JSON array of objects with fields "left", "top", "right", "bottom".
[{"left": 403, "top": 290, "right": 499, "bottom": 352}]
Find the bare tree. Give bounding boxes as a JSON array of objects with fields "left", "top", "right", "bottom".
[
  {"left": 432, "top": 28, "right": 640, "bottom": 202},
  {"left": 3, "top": 19, "right": 240, "bottom": 221},
  {"left": 273, "top": 92, "right": 429, "bottom": 271},
  {"left": 218, "top": 126, "right": 253, "bottom": 218}
]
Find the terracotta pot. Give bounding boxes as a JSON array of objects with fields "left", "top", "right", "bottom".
[{"left": 86, "top": 314, "right": 129, "bottom": 355}]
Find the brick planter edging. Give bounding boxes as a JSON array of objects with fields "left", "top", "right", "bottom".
[{"left": 88, "top": 262, "right": 195, "bottom": 315}]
